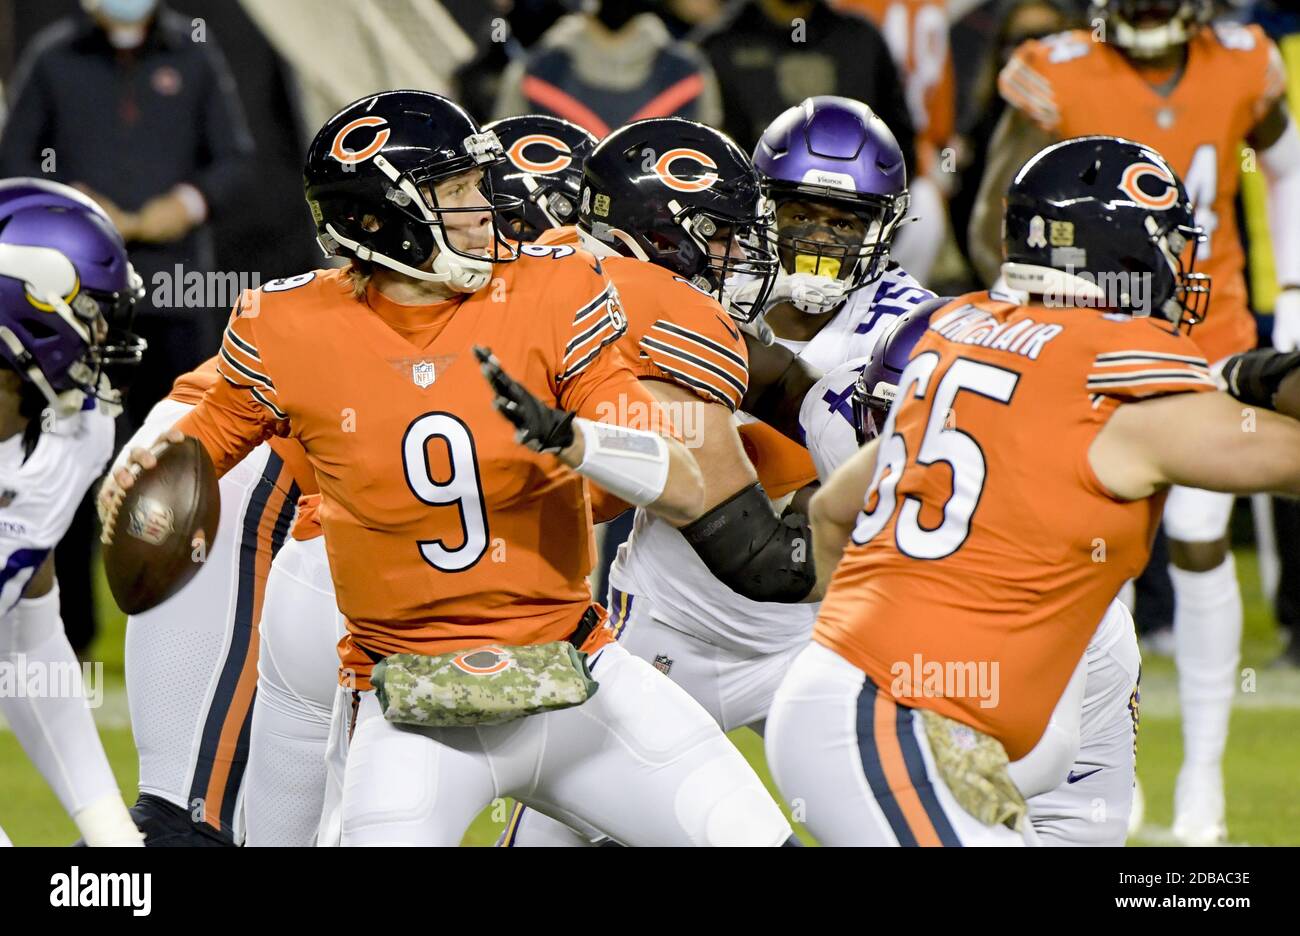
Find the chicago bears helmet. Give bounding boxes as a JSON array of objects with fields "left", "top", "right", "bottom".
[
  {"left": 851, "top": 300, "right": 941, "bottom": 444},
  {"left": 577, "top": 116, "right": 778, "bottom": 321},
  {"left": 0, "top": 178, "right": 145, "bottom": 412},
  {"left": 303, "top": 91, "right": 521, "bottom": 294},
  {"left": 484, "top": 115, "right": 597, "bottom": 241},
  {"left": 1001, "top": 135, "right": 1209, "bottom": 328},
  {"left": 1091, "top": 0, "right": 1213, "bottom": 58},
  {"left": 753, "top": 96, "right": 910, "bottom": 304}
]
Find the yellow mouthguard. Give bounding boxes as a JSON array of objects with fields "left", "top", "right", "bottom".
[{"left": 794, "top": 255, "right": 840, "bottom": 278}]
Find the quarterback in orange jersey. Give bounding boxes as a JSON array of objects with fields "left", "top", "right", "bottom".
[
  {"left": 972, "top": 0, "right": 1300, "bottom": 843},
  {"left": 103, "top": 92, "right": 794, "bottom": 847},
  {"left": 111, "top": 357, "right": 314, "bottom": 846},
  {"left": 766, "top": 137, "right": 1300, "bottom": 846}
]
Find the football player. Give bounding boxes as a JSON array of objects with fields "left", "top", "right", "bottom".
[
  {"left": 501, "top": 100, "right": 936, "bottom": 846},
  {"left": 767, "top": 135, "right": 1300, "bottom": 846},
  {"left": 102, "top": 91, "right": 793, "bottom": 847},
  {"left": 110, "top": 357, "right": 314, "bottom": 845},
  {"left": 802, "top": 310, "right": 1141, "bottom": 846},
  {"left": 972, "top": 0, "right": 1300, "bottom": 842},
  {"left": 601, "top": 97, "right": 929, "bottom": 729},
  {"left": 0, "top": 179, "right": 145, "bottom": 846}
]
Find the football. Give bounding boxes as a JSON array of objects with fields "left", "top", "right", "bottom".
[{"left": 103, "top": 435, "right": 221, "bottom": 615}]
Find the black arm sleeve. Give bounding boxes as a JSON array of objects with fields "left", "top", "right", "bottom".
[
  {"left": 740, "top": 333, "right": 823, "bottom": 444},
  {"left": 681, "top": 482, "right": 815, "bottom": 603}
]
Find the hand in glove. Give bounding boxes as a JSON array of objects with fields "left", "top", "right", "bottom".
[
  {"left": 1220, "top": 346, "right": 1300, "bottom": 410},
  {"left": 474, "top": 346, "right": 576, "bottom": 454}
]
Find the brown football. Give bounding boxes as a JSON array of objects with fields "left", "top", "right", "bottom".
[{"left": 103, "top": 435, "right": 221, "bottom": 615}]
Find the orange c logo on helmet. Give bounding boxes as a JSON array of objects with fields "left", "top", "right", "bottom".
[
  {"left": 506, "top": 134, "right": 572, "bottom": 174},
  {"left": 330, "top": 116, "right": 391, "bottom": 165},
  {"left": 1118, "top": 161, "right": 1179, "bottom": 210},
  {"left": 653, "top": 148, "right": 719, "bottom": 192},
  {"left": 451, "top": 646, "right": 514, "bottom": 676}
]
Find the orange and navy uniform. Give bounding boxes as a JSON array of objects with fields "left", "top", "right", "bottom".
[
  {"left": 178, "top": 253, "right": 658, "bottom": 690},
  {"left": 165, "top": 358, "right": 318, "bottom": 836},
  {"left": 814, "top": 292, "right": 1216, "bottom": 760},
  {"left": 534, "top": 225, "right": 818, "bottom": 520},
  {"left": 837, "top": 0, "right": 956, "bottom": 176},
  {"left": 999, "top": 24, "right": 1289, "bottom": 363}
]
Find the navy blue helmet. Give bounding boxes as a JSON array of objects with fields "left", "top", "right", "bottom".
[{"left": 1000, "top": 135, "right": 1209, "bottom": 329}]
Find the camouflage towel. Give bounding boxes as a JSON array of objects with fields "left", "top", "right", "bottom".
[
  {"left": 919, "top": 709, "right": 1028, "bottom": 831},
  {"left": 371, "top": 642, "right": 599, "bottom": 728}
]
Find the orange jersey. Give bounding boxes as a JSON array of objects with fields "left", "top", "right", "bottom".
[
  {"left": 814, "top": 292, "right": 1215, "bottom": 759},
  {"left": 535, "top": 226, "right": 750, "bottom": 409},
  {"left": 177, "top": 253, "right": 653, "bottom": 687},
  {"left": 838, "top": 0, "right": 955, "bottom": 170},
  {"left": 1000, "top": 24, "right": 1289, "bottom": 363},
  {"left": 169, "top": 357, "right": 318, "bottom": 499}
]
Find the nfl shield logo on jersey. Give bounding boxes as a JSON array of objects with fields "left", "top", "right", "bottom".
[
  {"left": 653, "top": 654, "right": 673, "bottom": 675},
  {"left": 412, "top": 361, "right": 436, "bottom": 388}
]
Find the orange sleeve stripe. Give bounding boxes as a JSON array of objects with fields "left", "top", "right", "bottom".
[
  {"left": 645, "top": 320, "right": 747, "bottom": 373},
  {"left": 640, "top": 337, "right": 746, "bottom": 395},
  {"left": 223, "top": 324, "right": 261, "bottom": 361},
  {"left": 641, "top": 356, "right": 741, "bottom": 409},
  {"left": 998, "top": 60, "right": 1059, "bottom": 127},
  {"left": 561, "top": 288, "right": 626, "bottom": 380}
]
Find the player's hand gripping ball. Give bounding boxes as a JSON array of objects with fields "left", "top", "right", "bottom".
[{"left": 99, "top": 431, "right": 221, "bottom": 614}]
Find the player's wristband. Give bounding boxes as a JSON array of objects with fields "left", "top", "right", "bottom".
[
  {"left": 1221, "top": 348, "right": 1300, "bottom": 410},
  {"left": 572, "top": 417, "right": 669, "bottom": 507}
]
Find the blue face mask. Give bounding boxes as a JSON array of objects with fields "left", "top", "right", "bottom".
[{"left": 96, "top": 0, "right": 158, "bottom": 25}]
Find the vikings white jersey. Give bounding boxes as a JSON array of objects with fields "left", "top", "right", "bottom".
[
  {"left": 607, "top": 266, "right": 933, "bottom": 655},
  {"left": 0, "top": 401, "right": 115, "bottom": 616}
]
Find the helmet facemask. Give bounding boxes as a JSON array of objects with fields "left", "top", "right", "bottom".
[
  {"left": 850, "top": 377, "right": 894, "bottom": 445},
  {"left": 674, "top": 198, "right": 779, "bottom": 324},
  {"left": 1145, "top": 214, "right": 1210, "bottom": 330},
  {"left": 766, "top": 187, "right": 909, "bottom": 314},
  {"left": 318, "top": 130, "right": 524, "bottom": 294},
  {"left": 1099, "top": 0, "right": 1208, "bottom": 58}
]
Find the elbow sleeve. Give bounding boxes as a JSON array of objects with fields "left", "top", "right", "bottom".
[{"left": 681, "top": 482, "right": 816, "bottom": 603}]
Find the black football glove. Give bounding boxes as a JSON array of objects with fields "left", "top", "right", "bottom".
[
  {"left": 474, "top": 346, "right": 576, "bottom": 454},
  {"left": 1220, "top": 348, "right": 1300, "bottom": 410}
]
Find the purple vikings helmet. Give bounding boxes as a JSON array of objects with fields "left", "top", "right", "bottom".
[
  {"left": 0, "top": 178, "right": 145, "bottom": 409},
  {"left": 851, "top": 299, "right": 942, "bottom": 444},
  {"left": 753, "top": 96, "right": 910, "bottom": 298}
]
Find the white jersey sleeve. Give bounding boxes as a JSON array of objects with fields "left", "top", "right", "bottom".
[
  {"left": 798, "top": 357, "right": 873, "bottom": 481},
  {"left": 0, "top": 401, "right": 116, "bottom": 615}
]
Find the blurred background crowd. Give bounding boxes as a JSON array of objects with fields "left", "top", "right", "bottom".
[{"left": 0, "top": 0, "right": 1296, "bottom": 662}]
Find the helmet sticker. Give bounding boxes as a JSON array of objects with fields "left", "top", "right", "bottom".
[
  {"left": 1027, "top": 215, "right": 1048, "bottom": 248},
  {"left": 653, "top": 148, "right": 719, "bottom": 192},
  {"left": 330, "top": 116, "right": 391, "bottom": 165}
]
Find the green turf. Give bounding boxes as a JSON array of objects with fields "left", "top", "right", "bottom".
[{"left": 3, "top": 547, "right": 1297, "bottom": 846}]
